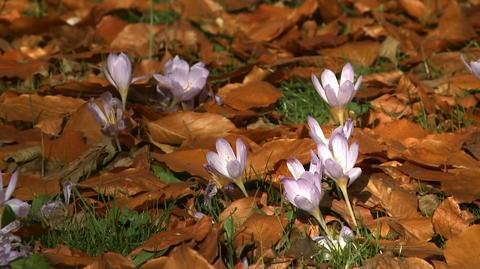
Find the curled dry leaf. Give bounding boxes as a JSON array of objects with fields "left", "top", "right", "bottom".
[
  {"left": 432, "top": 197, "right": 474, "bottom": 239},
  {"left": 220, "top": 197, "right": 258, "bottom": 230},
  {"left": 445, "top": 225, "right": 480, "bottom": 269},
  {"left": 147, "top": 112, "right": 237, "bottom": 145},
  {"left": 217, "top": 81, "right": 283, "bottom": 111},
  {"left": 321, "top": 41, "right": 381, "bottom": 67}
]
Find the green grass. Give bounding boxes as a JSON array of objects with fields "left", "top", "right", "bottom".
[
  {"left": 38, "top": 202, "right": 172, "bottom": 256},
  {"left": 415, "top": 97, "right": 474, "bottom": 133},
  {"left": 276, "top": 78, "right": 371, "bottom": 125},
  {"left": 276, "top": 79, "right": 331, "bottom": 124}
]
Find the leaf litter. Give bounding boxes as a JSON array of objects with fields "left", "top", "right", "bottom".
[{"left": 1, "top": 0, "right": 480, "bottom": 268}]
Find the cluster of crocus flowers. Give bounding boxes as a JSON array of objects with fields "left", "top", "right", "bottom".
[
  {"left": 88, "top": 91, "right": 125, "bottom": 151},
  {"left": 154, "top": 56, "right": 209, "bottom": 111},
  {"left": 313, "top": 225, "right": 354, "bottom": 259},
  {"left": 311, "top": 63, "right": 362, "bottom": 125},
  {"left": 205, "top": 138, "right": 249, "bottom": 197}
]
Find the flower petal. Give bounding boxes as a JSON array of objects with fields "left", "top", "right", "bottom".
[
  {"left": 321, "top": 69, "right": 339, "bottom": 94},
  {"left": 282, "top": 177, "right": 300, "bottom": 207},
  {"left": 312, "top": 74, "right": 328, "bottom": 102},
  {"left": 226, "top": 160, "right": 242, "bottom": 179},
  {"left": 308, "top": 116, "right": 328, "bottom": 145},
  {"left": 354, "top": 75, "right": 363, "bottom": 91},
  {"left": 188, "top": 62, "right": 209, "bottom": 90},
  {"left": 287, "top": 158, "right": 305, "bottom": 180},
  {"left": 236, "top": 139, "right": 248, "bottom": 173},
  {"left": 337, "top": 80, "right": 355, "bottom": 106},
  {"left": 5, "top": 171, "right": 18, "bottom": 201},
  {"left": 167, "top": 56, "right": 190, "bottom": 88},
  {"left": 216, "top": 138, "right": 236, "bottom": 163},
  {"left": 207, "top": 152, "right": 229, "bottom": 179},
  {"left": 317, "top": 143, "right": 333, "bottom": 163},
  {"left": 340, "top": 63, "right": 354, "bottom": 86},
  {"left": 293, "top": 195, "right": 316, "bottom": 213},
  {"left": 324, "top": 159, "right": 344, "bottom": 180},
  {"left": 5, "top": 198, "right": 30, "bottom": 218},
  {"left": 346, "top": 141, "right": 359, "bottom": 171},
  {"left": 346, "top": 167, "right": 362, "bottom": 186},
  {"left": 330, "top": 133, "right": 348, "bottom": 171},
  {"left": 324, "top": 84, "right": 340, "bottom": 107}
]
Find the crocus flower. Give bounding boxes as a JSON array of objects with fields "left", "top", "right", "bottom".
[
  {"left": 0, "top": 221, "right": 29, "bottom": 266},
  {"left": 312, "top": 63, "right": 362, "bottom": 124},
  {"left": 39, "top": 180, "right": 74, "bottom": 227},
  {"left": 0, "top": 171, "right": 30, "bottom": 218},
  {"left": 206, "top": 138, "right": 248, "bottom": 197},
  {"left": 461, "top": 54, "right": 480, "bottom": 79},
  {"left": 281, "top": 153, "right": 332, "bottom": 236},
  {"left": 282, "top": 154, "right": 323, "bottom": 215},
  {"left": 88, "top": 91, "right": 125, "bottom": 137},
  {"left": 313, "top": 225, "right": 355, "bottom": 258},
  {"left": 308, "top": 116, "right": 354, "bottom": 145},
  {"left": 104, "top": 52, "right": 135, "bottom": 110},
  {"left": 317, "top": 133, "right": 361, "bottom": 187},
  {"left": 154, "top": 56, "right": 209, "bottom": 111}
]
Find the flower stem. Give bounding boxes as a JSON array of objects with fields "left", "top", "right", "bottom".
[
  {"left": 114, "top": 136, "right": 122, "bottom": 152},
  {"left": 311, "top": 208, "right": 333, "bottom": 238},
  {"left": 235, "top": 180, "right": 249, "bottom": 197},
  {"left": 338, "top": 179, "right": 358, "bottom": 229},
  {"left": 330, "top": 106, "right": 346, "bottom": 126}
]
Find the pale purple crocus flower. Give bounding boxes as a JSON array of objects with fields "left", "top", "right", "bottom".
[
  {"left": 104, "top": 52, "right": 140, "bottom": 110},
  {"left": 308, "top": 116, "right": 354, "bottom": 146},
  {"left": 317, "top": 133, "right": 361, "bottom": 187},
  {"left": 39, "top": 181, "right": 74, "bottom": 228},
  {"left": 0, "top": 221, "right": 29, "bottom": 266},
  {"left": 154, "top": 56, "right": 209, "bottom": 111},
  {"left": 281, "top": 152, "right": 331, "bottom": 236},
  {"left": 206, "top": 138, "right": 248, "bottom": 197},
  {"left": 461, "top": 54, "right": 480, "bottom": 79},
  {"left": 312, "top": 63, "right": 362, "bottom": 124},
  {"left": 313, "top": 225, "right": 355, "bottom": 258},
  {"left": 317, "top": 133, "right": 361, "bottom": 228},
  {"left": 282, "top": 153, "right": 323, "bottom": 214},
  {"left": 0, "top": 171, "right": 30, "bottom": 218},
  {"left": 88, "top": 92, "right": 125, "bottom": 137}
]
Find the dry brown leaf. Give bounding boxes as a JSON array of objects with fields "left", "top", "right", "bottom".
[
  {"left": 218, "top": 81, "right": 283, "bottom": 111},
  {"left": 78, "top": 168, "right": 166, "bottom": 197},
  {"left": 147, "top": 112, "right": 237, "bottom": 145},
  {"left": 63, "top": 102, "right": 105, "bottom": 144},
  {"left": 321, "top": 41, "right": 381, "bottom": 67},
  {"left": 13, "top": 173, "right": 60, "bottom": 201},
  {"left": 248, "top": 138, "right": 315, "bottom": 176},
  {"left": 153, "top": 149, "right": 210, "bottom": 178},
  {"left": 0, "top": 58, "right": 49, "bottom": 79},
  {"left": 44, "top": 131, "right": 91, "bottom": 164},
  {"left": 131, "top": 217, "right": 212, "bottom": 255},
  {"left": 364, "top": 252, "right": 433, "bottom": 269},
  {"left": 432, "top": 197, "right": 474, "bottom": 239},
  {"left": 84, "top": 252, "right": 135, "bottom": 269},
  {"left": 0, "top": 92, "right": 85, "bottom": 123},
  {"left": 445, "top": 225, "right": 480, "bottom": 269},
  {"left": 220, "top": 197, "right": 258, "bottom": 230},
  {"left": 139, "top": 257, "right": 168, "bottom": 269},
  {"left": 43, "top": 245, "right": 96, "bottom": 268},
  {"left": 398, "top": 0, "right": 430, "bottom": 20},
  {"left": 163, "top": 244, "right": 216, "bottom": 269},
  {"left": 235, "top": 213, "right": 287, "bottom": 251}
]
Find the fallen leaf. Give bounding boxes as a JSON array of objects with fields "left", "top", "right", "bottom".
[
  {"left": 218, "top": 81, "right": 283, "bottom": 111},
  {"left": 445, "top": 225, "right": 480, "bottom": 269},
  {"left": 432, "top": 197, "right": 474, "bottom": 239},
  {"left": 163, "top": 244, "right": 215, "bottom": 269}
]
